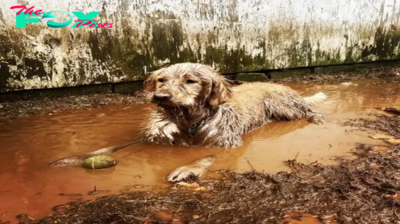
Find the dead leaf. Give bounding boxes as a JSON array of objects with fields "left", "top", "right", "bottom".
[
  {"left": 392, "top": 192, "right": 400, "bottom": 200},
  {"left": 193, "top": 215, "right": 200, "bottom": 219},
  {"left": 371, "top": 146, "right": 390, "bottom": 153},
  {"left": 387, "top": 139, "right": 400, "bottom": 144},
  {"left": 282, "top": 212, "right": 339, "bottom": 224},
  {"left": 173, "top": 217, "right": 183, "bottom": 224},
  {"left": 369, "top": 133, "right": 394, "bottom": 140},
  {"left": 153, "top": 211, "right": 173, "bottom": 221}
]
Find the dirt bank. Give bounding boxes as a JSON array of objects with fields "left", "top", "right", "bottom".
[
  {"left": 0, "top": 92, "right": 146, "bottom": 123},
  {"left": 3, "top": 113, "right": 398, "bottom": 224},
  {"left": 275, "top": 65, "right": 400, "bottom": 85}
]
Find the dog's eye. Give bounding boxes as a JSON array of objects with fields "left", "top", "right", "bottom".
[
  {"left": 158, "top": 78, "right": 165, "bottom": 83},
  {"left": 186, "top": 79, "right": 197, "bottom": 84}
]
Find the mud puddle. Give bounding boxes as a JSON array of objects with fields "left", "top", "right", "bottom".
[{"left": 0, "top": 79, "right": 399, "bottom": 223}]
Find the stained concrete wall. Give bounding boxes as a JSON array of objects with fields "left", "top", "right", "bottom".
[{"left": 0, "top": 0, "right": 399, "bottom": 92}]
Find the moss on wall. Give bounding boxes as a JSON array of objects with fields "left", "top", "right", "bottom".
[
  {"left": 1, "top": 2, "right": 400, "bottom": 92},
  {"left": 235, "top": 73, "right": 268, "bottom": 82}
]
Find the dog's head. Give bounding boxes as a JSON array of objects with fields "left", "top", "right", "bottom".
[{"left": 144, "top": 63, "right": 232, "bottom": 108}]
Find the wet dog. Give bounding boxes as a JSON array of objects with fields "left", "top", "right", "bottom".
[
  {"left": 139, "top": 63, "right": 326, "bottom": 148},
  {"left": 50, "top": 63, "right": 327, "bottom": 181}
]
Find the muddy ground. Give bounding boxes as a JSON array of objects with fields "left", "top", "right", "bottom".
[{"left": 1, "top": 65, "right": 400, "bottom": 224}]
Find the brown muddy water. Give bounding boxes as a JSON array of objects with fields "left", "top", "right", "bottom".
[{"left": 0, "top": 79, "right": 399, "bottom": 223}]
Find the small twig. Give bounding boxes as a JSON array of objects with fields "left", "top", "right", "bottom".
[
  {"left": 394, "top": 208, "right": 400, "bottom": 219},
  {"left": 131, "top": 216, "right": 146, "bottom": 222},
  {"left": 273, "top": 183, "right": 287, "bottom": 199},
  {"left": 267, "top": 175, "right": 279, "bottom": 184},
  {"left": 244, "top": 157, "right": 255, "bottom": 171},
  {"left": 294, "top": 152, "right": 300, "bottom": 160},
  {"left": 192, "top": 195, "right": 203, "bottom": 205}
]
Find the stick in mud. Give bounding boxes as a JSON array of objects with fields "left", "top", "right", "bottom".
[
  {"left": 244, "top": 157, "right": 255, "bottom": 171},
  {"left": 377, "top": 107, "right": 400, "bottom": 115},
  {"left": 283, "top": 152, "right": 316, "bottom": 174}
]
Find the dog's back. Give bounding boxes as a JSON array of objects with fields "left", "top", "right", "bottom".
[{"left": 231, "top": 82, "right": 325, "bottom": 124}]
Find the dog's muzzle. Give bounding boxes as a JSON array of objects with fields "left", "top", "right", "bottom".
[{"left": 152, "top": 93, "right": 173, "bottom": 104}]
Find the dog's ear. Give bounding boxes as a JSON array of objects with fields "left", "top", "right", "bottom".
[
  {"left": 143, "top": 69, "right": 163, "bottom": 93},
  {"left": 208, "top": 76, "right": 232, "bottom": 107}
]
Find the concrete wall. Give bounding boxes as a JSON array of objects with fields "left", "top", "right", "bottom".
[{"left": 0, "top": 0, "right": 399, "bottom": 92}]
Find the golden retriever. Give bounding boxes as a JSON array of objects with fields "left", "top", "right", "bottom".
[
  {"left": 50, "top": 63, "right": 326, "bottom": 182},
  {"left": 138, "top": 62, "right": 326, "bottom": 148}
]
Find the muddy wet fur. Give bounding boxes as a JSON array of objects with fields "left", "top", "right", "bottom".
[{"left": 7, "top": 114, "right": 400, "bottom": 224}]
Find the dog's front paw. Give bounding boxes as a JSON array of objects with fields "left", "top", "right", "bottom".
[
  {"left": 167, "top": 165, "right": 205, "bottom": 183},
  {"left": 166, "top": 155, "right": 216, "bottom": 183},
  {"left": 308, "top": 113, "right": 326, "bottom": 125}
]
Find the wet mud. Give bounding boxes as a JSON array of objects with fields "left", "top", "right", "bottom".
[
  {"left": 10, "top": 138, "right": 400, "bottom": 224},
  {"left": 0, "top": 75, "right": 399, "bottom": 223}
]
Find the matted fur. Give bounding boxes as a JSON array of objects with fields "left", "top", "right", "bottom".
[{"left": 139, "top": 63, "right": 327, "bottom": 148}]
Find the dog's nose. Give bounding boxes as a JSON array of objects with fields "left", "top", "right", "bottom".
[{"left": 154, "top": 93, "right": 173, "bottom": 101}]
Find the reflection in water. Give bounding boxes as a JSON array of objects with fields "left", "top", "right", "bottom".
[{"left": 0, "top": 79, "right": 398, "bottom": 223}]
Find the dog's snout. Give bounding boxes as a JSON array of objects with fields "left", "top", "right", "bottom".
[{"left": 154, "top": 93, "right": 173, "bottom": 101}]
